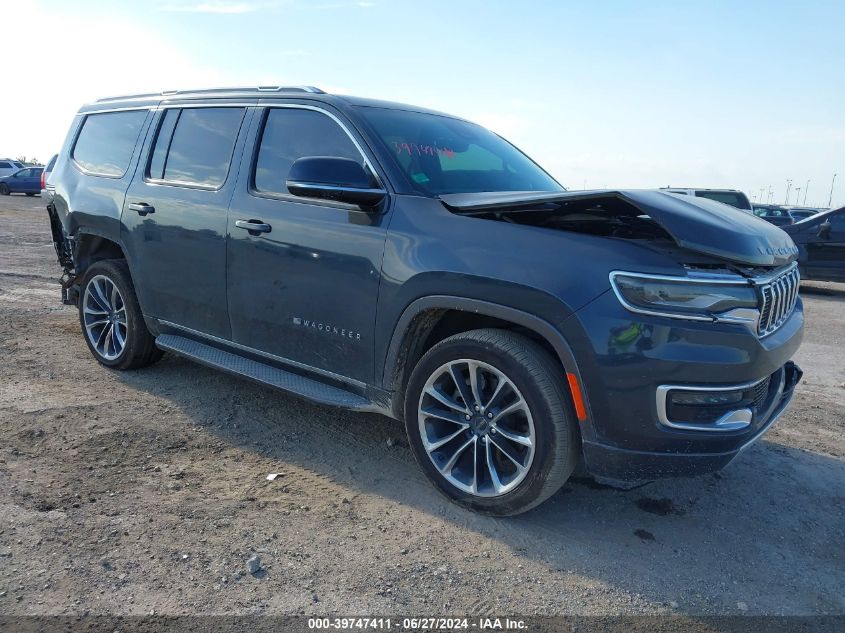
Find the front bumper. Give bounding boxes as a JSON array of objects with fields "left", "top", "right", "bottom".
[{"left": 582, "top": 361, "right": 802, "bottom": 481}]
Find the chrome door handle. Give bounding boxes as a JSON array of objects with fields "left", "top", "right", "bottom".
[
  {"left": 129, "top": 202, "right": 155, "bottom": 215},
  {"left": 235, "top": 219, "right": 272, "bottom": 234}
]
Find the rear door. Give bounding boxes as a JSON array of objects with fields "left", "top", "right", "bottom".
[
  {"left": 122, "top": 102, "right": 254, "bottom": 338},
  {"left": 804, "top": 210, "right": 845, "bottom": 281},
  {"left": 226, "top": 103, "right": 391, "bottom": 383}
]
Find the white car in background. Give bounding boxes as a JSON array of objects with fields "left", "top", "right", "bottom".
[
  {"left": 0, "top": 158, "right": 25, "bottom": 179},
  {"left": 660, "top": 187, "right": 754, "bottom": 213}
]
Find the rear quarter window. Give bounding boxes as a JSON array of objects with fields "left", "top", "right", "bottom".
[{"left": 72, "top": 110, "right": 147, "bottom": 177}]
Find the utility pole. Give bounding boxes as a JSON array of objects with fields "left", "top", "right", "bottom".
[
  {"left": 784, "top": 179, "right": 792, "bottom": 204},
  {"left": 830, "top": 173, "right": 838, "bottom": 207},
  {"left": 803, "top": 180, "right": 810, "bottom": 205}
]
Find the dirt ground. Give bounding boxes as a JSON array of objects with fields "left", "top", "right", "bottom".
[{"left": 1, "top": 194, "right": 843, "bottom": 618}]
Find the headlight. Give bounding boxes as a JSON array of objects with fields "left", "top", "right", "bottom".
[{"left": 609, "top": 271, "right": 758, "bottom": 322}]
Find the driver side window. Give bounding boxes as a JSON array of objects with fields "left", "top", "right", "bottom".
[{"left": 253, "top": 108, "right": 364, "bottom": 197}]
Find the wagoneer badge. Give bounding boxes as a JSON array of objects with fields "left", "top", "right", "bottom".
[{"left": 292, "top": 317, "right": 361, "bottom": 340}]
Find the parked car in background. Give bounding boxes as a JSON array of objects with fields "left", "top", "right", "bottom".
[
  {"left": 40, "top": 154, "right": 58, "bottom": 200},
  {"left": 661, "top": 188, "right": 753, "bottom": 212},
  {"left": 753, "top": 204, "right": 794, "bottom": 227},
  {"left": 782, "top": 206, "right": 845, "bottom": 282},
  {"left": 785, "top": 206, "right": 824, "bottom": 222},
  {"left": 0, "top": 158, "right": 25, "bottom": 179},
  {"left": 0, "top": 166, "right": 44, "bottom": 196}
]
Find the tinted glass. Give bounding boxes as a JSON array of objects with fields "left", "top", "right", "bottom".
[
  {"left": 148, "top": 109, "right": 180, "bottom": 181},
  {"left": 155, "top": 107, "right": 245, "bottom": 187},
  {"left": 254, "top": 108, "right": 363, "bottom": 195},
  {"left": 357, "top": 106, "right": 562, "bottom": 196},
  {"left": 73, "top": 110, "right": 147, "bottom": 176},
  {"left": 695, "top": 190, "right": 751, "bottom": 210},
  {"left": 16, "top": 169, "right": 31, "bottom": 177},
  {"left": 0, "top": 162, "right": 11, "bottom": 169},
  {"left": 45, "top": 155, "right": 57, "bottom": 171}
]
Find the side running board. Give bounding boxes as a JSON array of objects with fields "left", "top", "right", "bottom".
[{"left": 155, "top": 334, "right": 378, "bottom": 412}]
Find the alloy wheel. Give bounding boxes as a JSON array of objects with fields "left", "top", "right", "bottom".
[
  {"left": 82, "top": 275, "right": 128, "bottom": 361},
  {"left": 417, "top": 359, "right": 536, "bottom": 497}
]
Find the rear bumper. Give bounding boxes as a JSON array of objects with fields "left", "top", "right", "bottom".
[{"left": 582, "top": 361, "right": 802, "bottom": 481}]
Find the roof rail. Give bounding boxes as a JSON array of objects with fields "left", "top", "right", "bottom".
[{"left": 96, "top": 85, "right": 325, "bottom": 103}]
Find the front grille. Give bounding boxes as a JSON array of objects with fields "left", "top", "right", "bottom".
[{"left": 757, "top": 266, "right": 800, "bottom": 336}]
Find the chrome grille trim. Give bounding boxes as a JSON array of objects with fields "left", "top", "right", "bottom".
[{"left": 756, "top": 264, "right": 800, "bottom": 336}]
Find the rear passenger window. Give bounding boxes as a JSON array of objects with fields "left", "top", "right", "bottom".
[
  {"left": 0, "top": 162, "right": 13, "bottom": 169},
  {"left": 254, "top": 108, "right": 363, "bottom": 196},
  {"left": 72, "top": 110, "right": 147, "bottom": 176},
  {"left": 148, "top": 107, "right": 245, "bottom": 188}
]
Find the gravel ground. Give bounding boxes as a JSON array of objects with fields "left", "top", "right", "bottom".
[{"left": 0, "top": 194, "right": 843, "bottom": 617}]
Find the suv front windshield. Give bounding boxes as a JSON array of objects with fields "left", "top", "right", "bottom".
[{"left": 356, "top": 106, "right": 563, "bottom": 196}]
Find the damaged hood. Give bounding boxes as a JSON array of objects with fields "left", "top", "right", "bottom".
[{"left": 439, "top": 189, "right": 799, "bottom": 267}]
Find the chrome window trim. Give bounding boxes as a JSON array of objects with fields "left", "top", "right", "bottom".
[
  {"left": 157, "top": 320, "right": 368, "bottom": 391},
  {"left": 78, "top": 105, "right": 156, "bottom": 115},
  {"left": 287, "top": 181, "right": 388, "bottom": 196},
  {"left": 656, "top": 376, "right": 768, "bottom": 433}
]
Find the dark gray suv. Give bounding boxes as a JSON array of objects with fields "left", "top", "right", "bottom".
[{"left": 45, "top": 86, "right": 803, "bottom": 515}]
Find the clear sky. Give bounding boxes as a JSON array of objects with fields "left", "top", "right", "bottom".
[{"left": 5, "top": 0, "right": 843, "bottom": 207}]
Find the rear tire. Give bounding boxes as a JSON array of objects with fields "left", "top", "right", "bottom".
[
  {"left": 0, "top": 184, "right": 9, "bottom": 195},
  {"left": 404, "top": 328, "right": 579, "bottom": 516},
  {"left": 78, "top": 260, "right": 163, "bottom": 370}
]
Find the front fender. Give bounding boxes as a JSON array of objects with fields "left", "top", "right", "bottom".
[{"left": 378, "top": 292, "right": 599, "bottom": 442}]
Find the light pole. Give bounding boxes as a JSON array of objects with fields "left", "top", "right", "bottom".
[
  {"left": 768, "top": 186, "right": 773, "bottom": 203},
  {"left": 803, "top": 180, "right": 810, "bottom": 205},
  {"left": 830, "top": 173, "right": 838, "bottom": 207},
  {"left": 784, "top": 179, "right": 792, "bottom": 204},
  {"left": 794, "top": 187, "right": 801, "bottom": 205}
]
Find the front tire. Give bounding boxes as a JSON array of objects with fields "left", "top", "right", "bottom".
[
  {"left": 404, "top": 329, "right": 580, "bottom": 516},
  {"left": 78, "top": 260, "right": 163, "bottom": 370}
]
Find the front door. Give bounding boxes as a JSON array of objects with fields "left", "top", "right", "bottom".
[
  {"left": 804, "top": 210, "right": 845, "bottom": 282},
  {"left": 226, "top": 104, "right": 390, "bottom": 383},
  {"left": 122, "top": 103, "right": 253, "bottom": 338}
]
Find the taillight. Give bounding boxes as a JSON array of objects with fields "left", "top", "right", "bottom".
[{"left": 40, "top": 170, "right": 46, "bottom": 189}]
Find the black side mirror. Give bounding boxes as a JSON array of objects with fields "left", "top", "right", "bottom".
[
  {"left": 286, "top": 156, "right": 386, "bottom": 209},
  {"left": 818, "top": 221, "right": 832, "bottom": 239}
]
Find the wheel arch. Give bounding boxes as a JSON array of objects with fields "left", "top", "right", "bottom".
[
  {"left": 382, "top": 296, "right": 594, "bottom": 435},
  {"left": 73, "top": 230, "right": 128, "bottom": 275}
]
